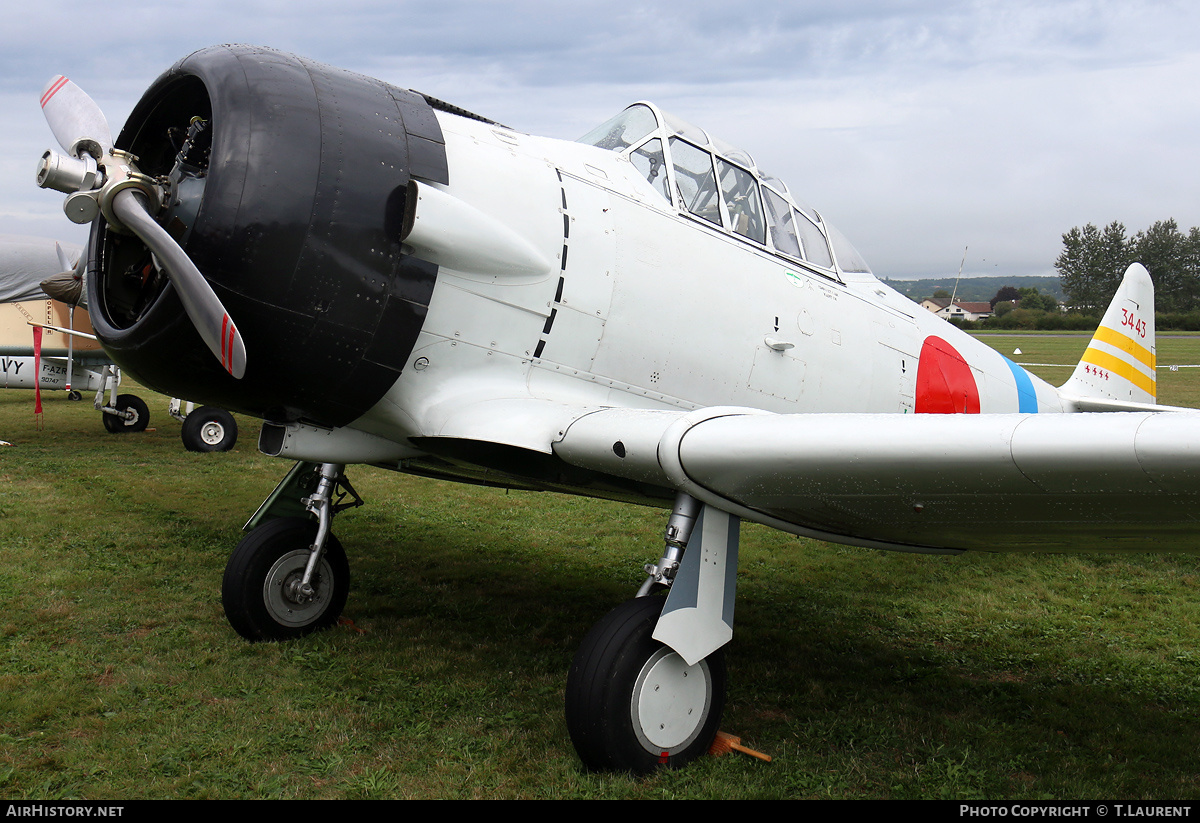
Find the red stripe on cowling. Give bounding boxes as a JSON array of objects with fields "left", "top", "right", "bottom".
[{"left": 41, "top": 76, "right": 68, "bottom": 108}]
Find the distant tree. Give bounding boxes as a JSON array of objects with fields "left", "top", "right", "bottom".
[
  {"left": 1056, "top": 221, "right": 1131, "bottom": 311},
  {"left": 1016, "top": 287, "right": 1058, "bottom": 313},
  {"left": 990, "top": 286, "right": 1020, "bottom": 307},
  {"left": 1132, "top": 219, "right": 1195, "bottom": 312},
  {"left": 1055, "top": 218, "right": 1200, "bottom": 313},
  {"left": 1055, "top": 224, "right": 1095, "bottom": 309},
  {"left": 1187, "top": 227, "right": 1200, "bottom": 312},
  {"left": 932, "top": 288, "right": 951, "bottom": 299}
]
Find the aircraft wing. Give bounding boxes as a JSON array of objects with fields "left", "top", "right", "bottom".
[{"left": 553, "top": 407, "right": 1200, "bottom": 554}]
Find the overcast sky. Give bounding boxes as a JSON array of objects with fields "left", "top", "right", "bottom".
[{"left": 3, "top": 0, "right": 1198, "bottom": 280}]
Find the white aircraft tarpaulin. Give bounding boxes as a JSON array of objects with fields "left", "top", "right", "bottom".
[{"left": 0, "top": 235, "right": 82, "bottom": 303}]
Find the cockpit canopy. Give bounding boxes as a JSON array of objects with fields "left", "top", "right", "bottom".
[{"left": 579, "top": 103, "right": 871, "bottom": 280}]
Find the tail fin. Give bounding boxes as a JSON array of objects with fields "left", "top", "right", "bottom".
[{"left": 1060, "top": 263, "right": 1157, "bottom": 406}]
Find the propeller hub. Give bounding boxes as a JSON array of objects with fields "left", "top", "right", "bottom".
[
  {"left": 36, "top": 149, "right": 101, "bottom": 194},
  {"left": 67, "top": 137, "right": 105, "bottom": 161},
  {"left": 94, "top": 150, "right": 163, "bottom": 234},
  {"left": 37, "top": 146, "right": 162, "bottom": 230}
]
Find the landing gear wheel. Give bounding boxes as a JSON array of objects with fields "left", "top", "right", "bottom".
[
  {"left": 566, "top": 596, "right": 726, "bottom": 773},
  {"left": 102, "top": 393, "right": 149, "bottom": 433},
  {"left": 181, "top": 406, "right": 237, "bottom": 452},
  {"left": 67, "top": 390, "right": 81, "bottom": 401},
  {"left": 222, "top": 517, "right": 350, "bottom": 642}
]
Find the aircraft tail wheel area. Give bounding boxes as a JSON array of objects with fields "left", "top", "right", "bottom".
[
  {"left": 222, "top": 516, "right": 350, "bottom": 641},
  {"left": 101, "top": 393, "right": 148, "bottom": 433},
  {"left": 181, "top": 405, "right": 238, "bottom": 452},
  {"left": 565, "top": 596, "right": 727, "bottom": 774}
]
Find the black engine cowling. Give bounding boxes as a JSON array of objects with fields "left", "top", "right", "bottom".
[{"left": 86, "top": 44, "right": 448, "bottom": 426}]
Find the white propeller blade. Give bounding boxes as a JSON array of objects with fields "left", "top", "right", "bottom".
[
  {"left": 40, "top": 75, "right": 112, "bottom": 159},
  {"left": 111, "top": 189, "right": 247, "bottom": 379},
  {"left": 54, "top": 241, "right": 70, "bottom": 272}
]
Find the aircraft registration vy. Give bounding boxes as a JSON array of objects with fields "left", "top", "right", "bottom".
[{"left": 33, "top": 44, "right": 1197, "bottom": 773}]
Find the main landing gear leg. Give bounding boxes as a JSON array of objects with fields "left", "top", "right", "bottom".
[
  {"left": 565, "top": 493, "right": 740, "bottom": 773},
  {"left": 222, "top": 462, "right": 363, "bottom": 641}
]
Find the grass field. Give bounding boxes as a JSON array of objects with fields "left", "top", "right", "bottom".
[
  {"left": 973, "top": 332, "right": 1200, "bottom": 407},
  {"left": 4, "top": 335, "right": 1200, "bottom": 799}
]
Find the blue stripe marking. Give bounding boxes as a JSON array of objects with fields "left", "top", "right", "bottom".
[{"left": 1004, "top": 357, "right": 1038, "bottom": 413}]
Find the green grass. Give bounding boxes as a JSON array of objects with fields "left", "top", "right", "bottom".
[
  {"left": 4, "top": 357, "right": 1200, "bottom": 798},
  {"left": 973, "top": 331, "right": 1200, "bottom": 407}
]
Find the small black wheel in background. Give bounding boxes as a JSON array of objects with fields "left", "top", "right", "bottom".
[
  {"left": 181, "top": 406, "right": 237, "bottom": 452},
  {"left": 102, "top": 394, "right": 149, "bottom": 433}
]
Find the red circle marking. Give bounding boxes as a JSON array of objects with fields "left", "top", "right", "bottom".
[{"left": 915, "top": 336, "right": 980, "bottom": 414}]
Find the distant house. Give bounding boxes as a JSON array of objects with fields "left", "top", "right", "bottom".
[{"left": 919, "top": 298, "right": 994, "bottom": 322}]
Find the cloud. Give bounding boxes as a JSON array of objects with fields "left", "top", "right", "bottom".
[{"left": 5, "top": 0, "right": 1200, "bottom": 278}]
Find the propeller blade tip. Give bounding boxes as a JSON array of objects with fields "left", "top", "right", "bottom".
[{"left": 40, "top": 75, "right": 69, "bottom": 109}]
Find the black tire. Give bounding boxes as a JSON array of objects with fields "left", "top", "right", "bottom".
[
  {"left": 222, "top": 517, "right": 350, "bottom": 642},
  {"left": 181, "top": 406, "right": 238, "bottom": 452},
  {"left": 67, "top": 390, "right": 82, "bottom": 401},
  {"left": 102, "top": 394, "right": 149, "bottom": 433},
  {"left": 565, "top": 596, "right": 726, "bottom": 773}
]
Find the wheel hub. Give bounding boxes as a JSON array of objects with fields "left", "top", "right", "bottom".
[
  {"left": 264, "top": 550, "right": 332, "bottom": 627},
  {"left": 631, "top": 647, "right": 713, "bottom": 753},
  {"left": 200, "top": 421, "right": 225, "bottom": 445}
]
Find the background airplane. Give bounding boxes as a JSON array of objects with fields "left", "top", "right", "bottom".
[
  {"left": 0, "top": 234, "right": 237, "bottom": 449},
  {"left": 32, "top": 45, "right": 1200, "bottom": 773},
  {"left": 1, "top": 236, "right": 104, "bottom": 391}
]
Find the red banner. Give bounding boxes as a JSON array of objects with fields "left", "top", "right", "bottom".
[{"left": 32, "top": 324, "right": 43, "bottom": 427}]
